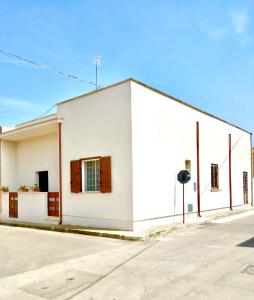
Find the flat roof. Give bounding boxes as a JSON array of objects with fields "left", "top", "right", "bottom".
[
  {"left": 1, "top": 113, "right": 59, "bottom": 133},
  {"left": 1, "top": 79, "right": 251, "bottom": 135},
  {"left": 57, "top": 78, "right": 251, "bottom": 135},
  {"left": 0, "top": 114, "right": 60, "bottom": 141}
]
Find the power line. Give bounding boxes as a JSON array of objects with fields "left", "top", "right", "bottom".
[
  {"left": 0, "top": 48, "right": 97, "bottom": 87},
  {"left": 0, "top": 49, "right": 104, "bottom": 119},
  {"left": 38, "top": 104, "right": 57, "bottom": 118}
]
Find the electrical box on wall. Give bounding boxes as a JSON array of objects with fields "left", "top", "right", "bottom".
[{"left": 188, "top": 204, "right": 193, "bottom": 213}]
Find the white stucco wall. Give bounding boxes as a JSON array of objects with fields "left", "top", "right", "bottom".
[
  {"left": 16, "top": 134, "right": 59, "bottom": 192},
  {"left": 131, "top": 81, "right": 252, "bottom": 230},
  {"left": 58, "top": 81, "right": 133, "bottom": 230},
  {"left": 0, "top": 192, "right": 49, "bottom": 223},
  {"left": 18, "top": 192, "right": 48, "bottom": 223},
  {"left": 1, "top": 140, "right": 17, "bottom": 191},
  {"left": 1, "top": 192, "right": 9, "bottom": 219}
]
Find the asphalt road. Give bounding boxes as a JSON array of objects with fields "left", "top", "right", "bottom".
[{"left": 1, "top": 213, "right": 254, "bottom": 299}]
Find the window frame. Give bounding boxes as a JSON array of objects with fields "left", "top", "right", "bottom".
[
  {"left": 211, "top": 163, "right": 219, "bottom": 192},
  {"left": 81, "top": 158, "right": 100, "bottom": 193}
]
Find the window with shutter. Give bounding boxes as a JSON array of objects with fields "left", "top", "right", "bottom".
[
  {"left": 70, "top": 156, "right": 112, "bottom": 193},
  {"left": 211, "top": 164, "right": 219, "bottom": 191},
  {"left": 70, "top": 160, "right": 82, "bottom": 193}
]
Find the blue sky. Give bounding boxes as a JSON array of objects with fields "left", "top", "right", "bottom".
[{"left": 0, "top": 0, "right": 253, "bottom": 134}]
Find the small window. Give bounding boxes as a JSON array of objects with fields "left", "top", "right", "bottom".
[
  {"left": 185, "top": 160, "right": 191, "bottom": 172},
  {"left": 211, "top": 164, "right": 219, "bottom": 191},
  {"left": 83, "top": 159, "right": 100, "bottom": 192}
]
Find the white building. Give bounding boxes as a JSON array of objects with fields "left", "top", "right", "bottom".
[{"left": 0, "top": 78, "right": 252, "bottom": 230}]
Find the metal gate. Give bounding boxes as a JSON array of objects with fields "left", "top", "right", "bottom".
[
  {"left": 48, "top": 192, "right": 59, "bottom": 217},
  {"left": 9, "top": 192, "right": 18, "bottom": 218},
  {"left": 243, "top": 172, "right": 248, "bottom": 204}
]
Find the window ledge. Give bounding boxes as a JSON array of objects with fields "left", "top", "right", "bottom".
[{"left": 210, "top": 189, "right": 221, "bottom": 192}]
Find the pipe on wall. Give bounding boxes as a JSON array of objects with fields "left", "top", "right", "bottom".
[
  {"left": 229, "top": 134, "right": 233, "bottom": 210},
  {"left": 58, "top": 122, "right": 63, "bottom": 224},
  {"left": 196, "top": 121, "right": 201, "bottom": 217}
]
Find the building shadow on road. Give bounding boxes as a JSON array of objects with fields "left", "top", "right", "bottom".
[{"left": 237, "top": 237, "right": 254, "bottom": 248}]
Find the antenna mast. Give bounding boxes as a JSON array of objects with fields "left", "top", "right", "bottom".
[{"left": 93, "top": 55, "right": 101, "bottom": 89}]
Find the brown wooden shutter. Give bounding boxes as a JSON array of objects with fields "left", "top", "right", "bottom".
[
  {"left": 215, "top": 165, "right": 219, "bottom": 188},
  {"left": 100, "top": 156, "right": 111, "bottom": 193},
  {"left": 211, "top": 164, "right": 219, "bottom": 189},
  {"left": 211, "top": 165, "right": 215, "bottom": 189},
  {"left": 70, "top": 160, "right": 82, "bottom": 193}
]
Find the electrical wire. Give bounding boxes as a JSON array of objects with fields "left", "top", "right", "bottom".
[
  {"left": 38, "top": 104, "right": 57, "bottom": 118},
  {"left": 0, "top": 48, "right": 103, "bottom": 118},
  {"left": 0, "top": 48, "right": 99, "bottom": 117},
  {"left": 0, "top": 48, "right": 97, "bottom": 86}
]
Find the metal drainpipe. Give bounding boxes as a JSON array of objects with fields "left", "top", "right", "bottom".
[
  {"left": 196, "top": 121, "right": 201, "bottom": 217},
  {"left": 229, "top": 134, "right": 233, "bottom": 210},
  {"left": 58, "top": 122, "right": 63, "bottom": 224}
]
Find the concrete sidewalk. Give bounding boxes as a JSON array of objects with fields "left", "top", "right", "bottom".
[
  {"left": 0, "top": 219, "right": 174, "bottom": 241},
  {"left": 0, "top": 206, "right": 253, "bottom": 241}
]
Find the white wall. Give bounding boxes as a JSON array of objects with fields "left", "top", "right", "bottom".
[
  {"left": 58, "top": 81, "right": 133, "bottom": 230},
  {"left": 1, "top": 140, "right": 17, "bottom": 191},
  {"left": 131, "top": 81, "right": 252, "bottom": 229},
  {"left": 1, "top": 192, "right": 9, "bottom": 219},
  {"left": 18, "top": 192, "right": 48, "bottom": 223},
  {"left": 16, "top": 134, "right": 59, "bottom": 192},
  {"left": 0, "top": 192, "right": 49, "bottom": 223}
]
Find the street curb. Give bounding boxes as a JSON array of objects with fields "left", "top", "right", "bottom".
[
  {"left": 0, "top": 221, "right": 146, "bottom": 241},
  {"left": 0, "top": 207, "right": 253, "bottom": 241}
]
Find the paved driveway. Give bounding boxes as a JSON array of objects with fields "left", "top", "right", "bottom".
[{"left": 1, "top": 213, "right": 254, "bottom": 299}]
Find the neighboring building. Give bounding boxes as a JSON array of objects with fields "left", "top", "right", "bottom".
[{"left": 0, "top": 78, "right": 252, "bottom": 230}]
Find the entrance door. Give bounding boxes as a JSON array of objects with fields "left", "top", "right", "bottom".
[
  {"left": 9, "top": 192, "right": 18, "bottom": 218},
  {"left": 38, "top": 171, "right": 49, "bottom": 192},
  {"left": 243, "top": 172, "right": 248, "bottom": 204}
]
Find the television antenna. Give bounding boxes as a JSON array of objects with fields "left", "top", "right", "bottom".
[{"left": 93, "top": 55, "right": 101, "bottom": 89}]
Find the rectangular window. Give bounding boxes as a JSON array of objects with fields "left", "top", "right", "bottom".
[
  {"left": 185, "top": 160, "right": 191, "bottom": 172},
  {"left": 70, "top": 156, "right": 111, "bottom": 193},
  {"left": 211, "top": 164, "right": 219, "bottom": 191},
  {"left": 83, "top": 159, "right": 100, "bottom": 192}
]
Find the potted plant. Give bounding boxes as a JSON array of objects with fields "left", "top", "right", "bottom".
[
  {"left": 30, "top": 184, "right": 40, "bottom": 192},
  {"left": 0, "top": 185, "right": 9, "bottom": 192},
  {"left": 18, "top": 185, "right": 29, "bottom": 192}
]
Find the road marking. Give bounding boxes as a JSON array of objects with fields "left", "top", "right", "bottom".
[{"left": 211, "top": 210, "right": 254, "bottom": 224}]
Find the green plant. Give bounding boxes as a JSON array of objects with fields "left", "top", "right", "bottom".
[
  {"left": 30, "top": 184, "right": 40, "bottom": 192},
  {"left": 18, "top": 185, "right": 29, "bottom": 192},
  {"left": 0, "top": 185, "right": 9, "bottom": 192}
]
